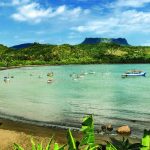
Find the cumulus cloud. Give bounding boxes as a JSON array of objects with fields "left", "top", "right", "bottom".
[
  {"left": 11, "top": 1, "right": 90, "bottom": 23},
  {"left": 72, "top": 10, "right": 150, "bottom": 35},
  {"left": 11, "top": 2, "right": 51, "bottom": 23}
]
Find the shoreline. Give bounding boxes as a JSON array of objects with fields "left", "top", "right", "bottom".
[
  {"left": 0, "top": 63, "right": 150, "bottom": 71},
  {"left": 0, "top": 117, "right": 140, "bottom": 149}
]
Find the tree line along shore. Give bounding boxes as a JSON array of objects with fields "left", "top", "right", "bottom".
[{"left": 1, "top": 42, "right": 150, "bottom": 67}]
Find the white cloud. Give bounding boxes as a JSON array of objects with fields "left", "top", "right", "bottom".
[
  {"left": 59, "top": 7, "right": 90, "bottom": 21},
  {"left": 11, "top": 2, "right": 51, "bottom": 23},
  {"left": 110, "top": 0, "right": 150, "bottom": 8},
  {"left": 0, "top": 0, "right": 30, "bottom": 7},
  {"left": 11, "top": 2, "right": 90, "bottom": 23},
  {"left": 72, "top": 10, "right": 150, "bottom": 35}
]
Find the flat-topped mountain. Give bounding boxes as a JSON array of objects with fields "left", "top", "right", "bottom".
[{"left": 81, "top": 38, "right": 129, "bottom": 45}]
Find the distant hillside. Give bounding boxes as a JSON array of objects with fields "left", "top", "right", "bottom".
[
  {"left": 81, "top": 38, "right": 129, "bottom": 46},
  {"left": 11, "top": 43, "right": 34, "bottom": 50},
  {"left": 0, "top": 44, "right": 9, "bottom": 54}
]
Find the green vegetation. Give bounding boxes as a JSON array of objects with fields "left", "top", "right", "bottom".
[
  {"left": 1, "top": 42, "right": 150, "bottom": 67},
  {"left": 13, "top": 115, "right": 150, "bottom": 150}
]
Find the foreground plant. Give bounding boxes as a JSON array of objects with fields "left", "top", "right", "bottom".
[
  {"left": 80, "top": 115, "right": 102, "bottom": 150},
  {"left": 13, "top": 115, "right": 150, "bottom": 150},
  {"left": 14, "top": 136, "right": 66, "bottom": 150},
  {"left": 66, "top": 115, "right": 102, "bottom": 150}
]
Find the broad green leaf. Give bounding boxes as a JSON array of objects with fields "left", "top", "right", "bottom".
[
  {"left": 80, "top": 115, "right": 95, "bottom": 146},
  {"left": 141, "top": 130, "right": 150, "bottom": 150},
  {"left": 54, "top": 143, "right": 60, "bottom": 150}
]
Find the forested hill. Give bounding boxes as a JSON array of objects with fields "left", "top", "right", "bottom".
[
  {"left": 11, "top": 43, "right": 34, "bottom": 50},
  {"left": 0, "top": 42, "right": 150, "bottom": 67}
]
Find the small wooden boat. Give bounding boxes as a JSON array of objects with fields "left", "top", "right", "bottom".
[{"left": 122, "top": 70, "right": 146, "bottom": 77}]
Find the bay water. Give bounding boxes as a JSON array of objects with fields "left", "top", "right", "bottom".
[{"left": 0, "top": 64, "right": 150, "bottom": 137}]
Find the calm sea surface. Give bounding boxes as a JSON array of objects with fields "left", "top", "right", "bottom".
[{"left": 0, "top": 64, "right": 150, "bottom": 137}]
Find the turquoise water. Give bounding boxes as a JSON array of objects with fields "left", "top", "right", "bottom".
[{"left": 0, "top": 64, "right": 150, "bottom": 136}]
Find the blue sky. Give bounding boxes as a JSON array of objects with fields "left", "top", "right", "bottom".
[{"left": 0, "top": 0, "right": 150, "bottom": 46}]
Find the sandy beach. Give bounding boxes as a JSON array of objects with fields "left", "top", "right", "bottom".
[{"left": 0, "top": 118, "right": 141, "bottom": 150}]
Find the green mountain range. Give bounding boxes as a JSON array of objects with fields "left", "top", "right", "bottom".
[{"left": 0, "top": 38, "right": 150, "bottom": 67}]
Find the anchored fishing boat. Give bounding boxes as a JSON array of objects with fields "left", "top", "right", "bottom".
[{"left": 122, "top": 70, "right": 146, "bottom": 78}]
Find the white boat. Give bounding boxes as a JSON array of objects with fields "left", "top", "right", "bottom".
[{"left": 122, "top": 70, "right": 146, "bottom": 77}]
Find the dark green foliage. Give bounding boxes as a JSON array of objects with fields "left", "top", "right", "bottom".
[
  {"left": 107, "top": 137, "right": 142, "bottom": 150},
  {"left": 1, "top": 42, "right": 150, "bottom": 67}
]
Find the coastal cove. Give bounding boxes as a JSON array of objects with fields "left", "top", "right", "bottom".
[{"left": 0, "top": 64, "right": 150, "bottom": 139}]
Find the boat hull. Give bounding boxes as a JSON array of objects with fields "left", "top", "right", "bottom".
[{"left": 122, "top": 72, "right": 146, "bottom": 77}]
